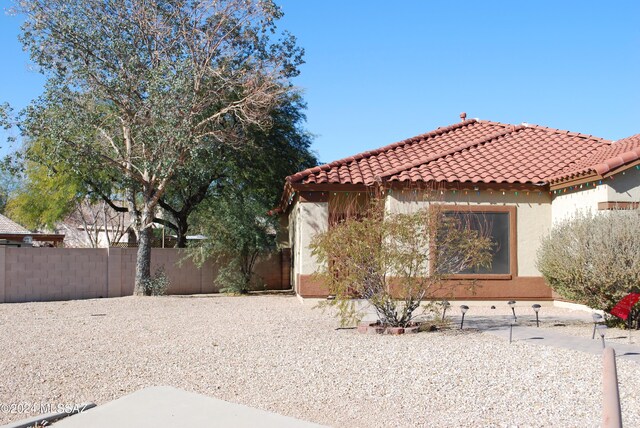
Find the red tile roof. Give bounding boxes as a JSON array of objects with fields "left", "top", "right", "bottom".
[
  {"left": 548, "top": 133, "right": 640, "bottom": 183},
  {"left": 287, "top": 119, "right": 624, "bottom": 187}
]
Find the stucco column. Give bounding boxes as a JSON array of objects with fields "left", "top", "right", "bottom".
[{"left": 295, "top": 201, "right": 328, "bottom": 297}]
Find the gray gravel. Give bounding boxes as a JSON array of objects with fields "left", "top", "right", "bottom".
[{"left": 1, "top": 296, "right": 639, "bottom": 427}]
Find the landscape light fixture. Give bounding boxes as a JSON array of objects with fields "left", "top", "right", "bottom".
[
  {"left": 508, "top": 300, "right": 517, "bottom": 321},
  {"left": 509, "top": 319, "right": 517, "bottom": 344},
  {"left": 460, "top": 305, "right": 469, "bottom": 329},
  {"left": 592, "top": 313, "right": 604, "bottom": 339},
  {"left": 441, "top": 300, "right": 451, "bottom": 319},
  {"left": 597, "top": 324, "right": 607, "bottom": 349},
  {"left": 532, "top": 304, "right": 541, "bottom": 327}
]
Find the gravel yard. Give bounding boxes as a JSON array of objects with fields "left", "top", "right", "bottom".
[{"left": 1, "top": 296, "right": 639, "bottom": 427}]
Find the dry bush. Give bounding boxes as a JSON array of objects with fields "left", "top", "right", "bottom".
[
  {"left": 537, "top": 209, "right": 640, "bottom": 312},
  {"left": 310, "top": 189, "right": 493, "bottom": 327}
]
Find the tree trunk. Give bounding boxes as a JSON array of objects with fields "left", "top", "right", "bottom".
[
  {"left": 134, "top": 207, "right": 153, "bottom": 295},
  {"left": 175, "top": 215, "right": 189, "bottom": 248}
]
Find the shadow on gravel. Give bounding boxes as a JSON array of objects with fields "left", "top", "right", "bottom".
[{"left": 170, "top": 290, "right": 296, "bottom": 298}]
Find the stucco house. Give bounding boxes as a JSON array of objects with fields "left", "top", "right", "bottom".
[
  {"left": 276, "top": 114, "right": 640, "bottom": 300},
  {"left": 55, "top": 200, "right": 134, "bottom": 248}
]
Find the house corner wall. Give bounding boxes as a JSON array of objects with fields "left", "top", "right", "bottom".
[
  {"left": 294, "top": 201, "right": 329, "bottom": 297},
  {"left": 551, "top": 185, "right": 608, "bottom": 225},
  {"left": 607, "top": 167, "right": 640, "bottom": 201},
  {"left": 551, "top": 169, "right": 640, "bottom": 224}
]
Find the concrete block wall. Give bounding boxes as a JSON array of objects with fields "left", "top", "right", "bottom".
[
  {"left": 3, "top": 248, "right": 109, "bottom": 302},
  {"left": 113, "top": 248, "right": 217, "bottom": 296},
  {"left": 0, "top": 247, "right": 288, "bottom": 303}
]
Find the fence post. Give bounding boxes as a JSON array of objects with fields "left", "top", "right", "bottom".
[{"left": 603, "top": 347, "right": 623, "bottom": 428}]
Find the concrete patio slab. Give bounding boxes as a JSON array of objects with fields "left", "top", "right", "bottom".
[
  {"left": 52, "top": 386, "right": 327, "bottom": 428},
  {"left": 485, "top": 325, "right": 640, "bottom": 362}
]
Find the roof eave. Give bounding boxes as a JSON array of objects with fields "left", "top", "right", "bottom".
[{"left": 549, "top": 157, "right": 640, "bottom": 190}]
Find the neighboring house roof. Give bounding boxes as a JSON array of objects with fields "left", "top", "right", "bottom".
[
  {"left": 0, "top": 213, "right": 31, "bottom": 234},
  {"left": 0, "top": 213, "right": 64, "bottom": 246},
  {"left": 287, "top": 118, "right": 615, "bottom": 187}
]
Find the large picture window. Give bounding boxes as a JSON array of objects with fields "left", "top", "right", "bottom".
[{"left": 440, "top": 206, "right": 516, "bottom": 278}]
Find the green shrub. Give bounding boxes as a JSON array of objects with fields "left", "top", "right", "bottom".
[
  {"left": 139, "top": 267, "right": 171, "bottom": 296},
  {"left": 214, "top": 259, "right": 258, "bottom": 294},
  {"left": 189, "top": 190, "right": 275, "bottom": 296}
]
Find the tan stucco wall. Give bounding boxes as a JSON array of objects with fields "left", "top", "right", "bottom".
[
  {"left": 607, "top": 167, "right": 640, "bottom": 201},
  {"left": 551, "top": 168, "right": 640, "bottom": 225},
  {"left": 385, "top": 190, "right": 552, "bottom": 276},
  {"left": 551, "top": 185, "right": 608, "bottom": 225},
  {"left": 297, "top": 202, "right": 328, "bottom": 274},
  {"left": 288, "top": 203, "right": 299, "bottom": 290}
]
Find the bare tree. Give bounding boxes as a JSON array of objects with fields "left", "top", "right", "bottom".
[{"left": 62, "top": 199, "right": 129, "bottom": 248}]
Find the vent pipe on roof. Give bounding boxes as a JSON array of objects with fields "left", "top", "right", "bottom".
[{"left": 460, "top": 112, "right": 467, "bottom": 122}]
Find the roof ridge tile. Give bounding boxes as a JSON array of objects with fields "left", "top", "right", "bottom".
[
  {"left": 528, "top": 124, "right": 609, "bottom": 144},
  {"left": 478, "top": 120, "right": 611, "bottom": 144}
]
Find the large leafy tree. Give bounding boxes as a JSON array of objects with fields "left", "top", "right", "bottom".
[
  {"left": 0, "top": 103, "right": 22, "bottom": 214},
  {"left": 189, "top": 94, "right": 316, "bottom": 291},
  {"left": 0, "top": 170, "right": 18, "bottom": 215},
  {"left": 6, "top": 161, "right": 80, "bottom": 229},
  {"left": 10, "top": 89, "right": 315, "bottom": 249},
  {"left": 157, "top": 91, "right": 315, "bottom": 247},
  {"left": 15, "top": 0, "right": 303, "bottom": 293}
]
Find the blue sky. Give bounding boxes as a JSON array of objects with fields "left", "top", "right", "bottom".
[{"left": 1, "top": 1, "right": 639, "bottom": 164}]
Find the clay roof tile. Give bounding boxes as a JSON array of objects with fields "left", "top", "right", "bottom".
[{"left": 285, "top": 119, "right": 640, "bottom": 189}]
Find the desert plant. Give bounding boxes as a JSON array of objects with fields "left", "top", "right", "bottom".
[
  {"left": 137, "top": 267, "right": 171, "bottom": 296},
  {"left": 310, "top": 195, "right": 493, "bottom": 327},
  {"left": 214, "top": 259, "right": 263, "bottom": 294},
  {"left": 190, "top": 188, "right": 275, "bottom": 294},
  {"left": 537, "top": 209, "right": 640, "bottom": 313}
]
